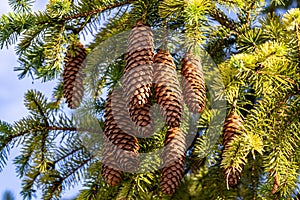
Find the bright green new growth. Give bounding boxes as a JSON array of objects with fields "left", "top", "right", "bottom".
[{"left": 0, "top": 0, "right": 299, "bottom": 199}]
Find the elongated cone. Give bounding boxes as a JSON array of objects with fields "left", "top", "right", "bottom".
[
  {"left": 272, "top": 172, "right": 280, "bottom": 194},
  {"left": 110, "top": 88, "right": 137, "bottom": 136},
  {"left": 181, "top": 53, "right": 206, "bottom": 113},
  {"left": 122, "top": 20, "right": 154, "bottom": 136},
  {"left": 154, "top": 49, "right": 183, "bottom": 127},
  {"left": 102, "top": 139, "right": 122, "bottom": 186},
  {"left": 221, "top": 111, "right": 244, "bottom": 189},
  {"left": 63, "top": 42, "right": 87, "bottom": 109},
  {"left": 161, "top": 127, "right": 186, "bottom": 195},
  {"left": 128, "top": 101, "right": 154, "bottom": 137},
  {"left": 102, "top": 92, "right": 140, "bottom": 185},
  {"left": 110, "top": 88, "right": 152, "bottom": 137},
  {"left": 209, "top": 8, "right": 236, "bottom": 30}
]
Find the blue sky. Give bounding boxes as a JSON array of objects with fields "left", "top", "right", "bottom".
[{"left": 0, "top": 1, "right": 80, "bottom": 199}]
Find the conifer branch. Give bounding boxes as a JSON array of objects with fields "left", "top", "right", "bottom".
[
  {"left": 31, "top": 97, "right": 49, "bottom": 127},
  {"left": 0, "top": 1, "right": 299, "bottom": 199},
  {"left": 61, "top": 156, "right": 93, "bottom": 183},
  {"left": 265, "top": 89, "right": 299, "bottom": 119},
  {"left": 48, "top": 126, "right": 77, "bottom": 132},
  {"left": 295, "top": 24, "right": 300, "bottom": 59},
  {"left": 244, "top": 1, "right": 256, "bottom": 26},
  {"left": 66, "top": 0, "right": 133, "bottom": 21},
  {"left": 53, "top": 146, "right": 84, "bottom": 164},
  {"left": 17, "top": 126, "right": 77, "bottom": 136},
  {"left": 38, "top": 0, "right": 134, "bottom": 26},
  {"left": 40, "top": 131, "right": 47, "bottom": 164}
]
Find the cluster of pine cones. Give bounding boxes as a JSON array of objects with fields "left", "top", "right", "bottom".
[
  {"left": 102, "top": 20, "right": 206, "bottom": 195},
  {"left": 61, "top": 20, "right": 244, "bottom": 194}
]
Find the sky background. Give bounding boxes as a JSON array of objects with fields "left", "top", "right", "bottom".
[{"left": 0, "top": 1, "right": 80, "bottom": 199}]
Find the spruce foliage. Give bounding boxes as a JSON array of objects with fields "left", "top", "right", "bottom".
[{"left": 0, "top": 0, "right": 299, "bottom": 199}]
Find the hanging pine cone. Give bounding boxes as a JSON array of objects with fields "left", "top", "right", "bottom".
[
  {"left": 102, "top": 165, "right": 122, "bottom": 187},
  {"left": 272, "top": 172, "right": 280, "bottom": 194},
  {"left": 223, "top": 166, "right": 243, "bottom": 189},
  {"left": 161, "top": 127, "right": 186, "bottom": 195},
  {"left": 110, "top": 88, "right": 137, "bottom": 136},
  {"left": 222, "top": 111, "right": 243, "bottom": 149},
  {"left": 102, "top": 139, "right": 122, "bottom": 186},
  {"left": 108, "top": 87, "right": 153, "bottom": 137},
  {"left": 63, "top": 42, "right": 87, "bottom": 109},
  {"left": 103, "top": 92, "right": 139, "bottom": 175},
  {"left": 221, "top": 111, "right": 244, "bottom": 189},
  {"left": 209, "top": 8, "right": 236, "bottom": 30},
  {"left": 122, "top": 20, "right": 154, "bottom": 136},
  {"left": 128, "top": 101, "right": 154, "bottom": 137},
  {"left": 181, "top": 52, "right": 206, "bottom": 113},
  {"left": 154, "top": 49, "right": 183, "bottom": 128}
]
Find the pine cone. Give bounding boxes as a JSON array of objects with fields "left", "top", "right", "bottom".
[
  {"left": 154, "top": 49, "right": 183, "bottom": 128},
  {"left": 110, "top": 88, "right": 137, "bottom": 136},
  {"left": 272, "top": 172, "right": 280, "bottom": 194},
  {"left": 222, "top": 112, "right": 243, "bottom": 149},
  {"left": 122, "top": 20, "right": 154, "bottom": 135},
  {"left": 222, "top": 111, "right": 243, "bottom": 188},
  {"left": 128, "top": 101, "right": 154, "bottom": 137},
  {"left": 109, "top": 87, "right": 153, "bottom": 137},
  {"left": 181, "top": 53, "right": 206, "bottom": 113},
  {"left": 209, "top": 8, "right": 236, "bottom": 30},
  {"left": 102, "top": 139, "right": 122, "bottom": 186},
  {"left": 224, "top": 167, "right": 242, "bottom": 188},
  {"left": 161, "top": 127, "right": 186, "bottom": 195},
  {"left": 103, "top": 92, "right": 139, "bottom": 175},
  {"left": 63, "top": 42, "right": 87, "bottom": 109},
  {"left": 102, "top": 165, "right": 122, "bottom": 186}
]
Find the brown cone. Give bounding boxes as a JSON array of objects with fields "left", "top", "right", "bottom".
[
  {"left": 103, "top": 92, "right": 140, "bottom": 182},
  {"left": 110, "top": 88, "right": 137, "bottom": 136},
  {"left": 128, "top": 101, "right": 154, "bottom": 137},
  {"left": 154, "top": 49, "right": 183, "bottom": 128},
  {"left": 63, "top": 42, "right": 87, "bottom": 109},
  {"left": 110, "top": 88, "right": 153, "bottom": 138},
  {"left": 161, "top": 127, "right": 186, "bottom": 195},
  {"left": 224, "top": 167, "right": 242, "bottom": 188},
  {"left": 181, "top": 53, "right": 206, "bottom": 113},
  {"left": 222, "top": 112, "right": 243, "bottom": 149},
  {"left": 221, "top": 111, "right": 243, "bottom": 188},
  {"left": 209, "top": 8, "right": 236, "bottom": 30},
  {"left": 272, "top": 172, "right": 280, "bottom": 194},
  {"left": 122, "top": 20, "right": 154, "bottom": 135},
  {"left": 102, "top": 165, "right": 122, "bottom": 186},
  {"left": 102, "top": 139, "right": 122, "bottom": 186}
]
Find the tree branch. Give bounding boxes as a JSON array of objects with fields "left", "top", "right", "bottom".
[
  {"left": 39, "top": 0, "right": 133, "bottom": 26},
  {"left": 61, "top": 156, "right": 93, "bottom": 183},
  {"left": 53, "top": 146, "right": 85, "bottom": 164},
  {"left": 66, "top": 1, "right": 132, "bottom": 21},
  {"left": 31, "top": 97, "right": 49, "bottom": 127}
]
